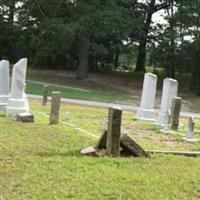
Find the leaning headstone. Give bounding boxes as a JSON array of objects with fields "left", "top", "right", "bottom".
[
  {"left": 156, "top": 78, "right": 178, "bottom": 125},
  {"left": 16, "top": 112, "right": 34, "bottom": 123},
  {"left": 161, "top": 110, "right": 172, "bottom": 134},
  {"left": 106, "top": 107, "right": 122, "bottom": 157},
  {"left": 0, "top": 60, "right": 10, "bottom": 111},
  {"left": 42, "top": 85, "right": 48, "bottom": 106},
  {"left": 95, "top": 131, "right": 149, "bottom": 157},
  {"left": 49, "top": 92, "right": 61, "bottom": 124},
  {"left": 136, "top": 73, "right": 157, "bottom": 121},
  {"left": 6, "top": 58, "right": 29, "bottom": 116},
  {"left": 120, "top": 134, "right": 149, "bottom": 157},
  {"left": 171, "top": 97, "right": 182, "bottom": 130},
  {"left": 183, "top": 117, "right": 199, "bottom": 142}
]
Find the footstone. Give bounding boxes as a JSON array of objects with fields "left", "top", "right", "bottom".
[
  {"left": 0, "top": 60, "right": 10, "bottom": 110},
  {"left": 120, "top": 135, "right": 149, "bottom": 157},
  {"left": 171, "top": 97, "right": 182, "bottom": 130},
  {"left": 16, "top": 112, "right": 34, "bottom": 123},
  {"left": 6, "top": 58, "right": 29, "bottom": 116},
  {"left": 183, "top": 117, "right": 199, "bottom": 142},
  {"left": 156, "top": 78, "right": 178, "bottom": 125},
  {"left": 42, "top": 85, "right": 48, "bottom": 106},
  {"left": 106, "top": 107, "right": 122, "bottom": 157},
  {"left": 49, "top": 92, "right": 61, "bottom": 124},
  {"left": 136, "top": 73, "right": 157, "bottom": 121}
]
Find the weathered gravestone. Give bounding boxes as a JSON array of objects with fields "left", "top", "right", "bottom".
[
  {"left": 6, "top": 58, "right": 29, "bottom": 116},
  {"left": 96, "top": 131, "right": 149, "bottom": 157},
  {"left": 156, "top": 78, "right": 178, "bottom": 125},
  {"left": 42, "top": 85, "right": 48, "bottom": 106},
  {"left": 0, "top": 60, "right": 10, "bottom": 111},
  {"left": 120, "top": 134, "right": 149, "bottom": 157},
  {"left": 106, "top": 107, "right": 122, "bottom": 156},
  {"left": 183, "top": 117, "right": 199, "bottom": 142},
  {"left": 171, "top": 97, "right": 182, "bottom": 130},
  {"left": 49, "top": 92, "right": 61, "bottom": 124},
  {"left": 136, "top": 73, "right": 157, "bottom": 121}
]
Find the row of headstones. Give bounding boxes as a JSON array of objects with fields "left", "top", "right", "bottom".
[
  {"left": 136, "top": 73, "right": 198, "bottom": 142},
  {"left": 0, "top": 58, "right": 29, "bottom": 116},
  {"left": 136, "top": 73, "right": 178, "bottom": 124}
]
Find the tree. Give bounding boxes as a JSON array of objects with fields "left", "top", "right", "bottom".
[{"left": 134, "top": 0, "right": 171, "bottom": 72}]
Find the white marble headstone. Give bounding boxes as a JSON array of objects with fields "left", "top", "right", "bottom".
[
  {"left": 136, "top": 73, "right": 157, "bottom": 121},
  {"left": 0, "top": 60, "right": 10, "bottom": 110},
  {"left": 156, "top": 78, "right": 178, "bottom": 125},
  {"left": 6, "top": 58, "right": 29, "bottom": 116}
]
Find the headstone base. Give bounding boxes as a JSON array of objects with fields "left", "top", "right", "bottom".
[
  {"left": 136, "top": 108, "right": 156, "bottom": 121},
  {"left": 0, "top": 95, "right": 10, "bottom": 110},
  {"left": 155, "top": 112, "right": 166, "bottom": 125},
  {"left": 6, "top": 98, "right": 27, "bottom": 116},
  {"left": 16, "top": 112, "right": 34, "bottom": 122},
  {"left": 160, "top": 129, "right": 174, "bottom": 134},
  {"left": 182, "top": 137, "right": 200, "bottom": 143},
  {"left": 81, "top": 146, "right": 97, "bottom": 156}
]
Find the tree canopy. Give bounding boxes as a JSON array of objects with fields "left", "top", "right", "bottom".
[{"left": 0, "top": 0, "right": 199, "bottom": 93}]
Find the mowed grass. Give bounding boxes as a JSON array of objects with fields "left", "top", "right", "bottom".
[
  {"left": 1, "top": 99, "right": 200, "bottom": 200},
  {"left": 26, "top": 82, "right": 136, "bottom": 104}
]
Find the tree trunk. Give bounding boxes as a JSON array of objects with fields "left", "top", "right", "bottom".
[
  {"left": 8, "top": 0, "right": 15, "bottom": 24},
  {"left": 168, "top": 1, "right": 176, "bottom": 78},
  {"left": 114, "top": 47, "right": 120, "bottom": 69},
  {"left": 76, "top": 47, "right": 89, "bottom": 80},
  {"left": 135, "top": 40, "right": 147, "bottom": 72},
  {"left": 135, "top": 0, "right": 155, "bottom": 72}
]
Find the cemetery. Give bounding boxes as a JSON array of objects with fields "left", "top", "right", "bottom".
[
  {"left": 0, "top": 58, "right": 200, "bottom": 199},
  {"left": 1, "top": 1, "right": 200, "bottom": 199}
]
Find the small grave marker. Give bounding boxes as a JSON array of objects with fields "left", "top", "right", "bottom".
[
  {"left": 49, "top": 92, "right": 61, "bottom": 125},
  {"left": 106, "top": 107, "right": 122, "bottom": 156},
  {"left": 42, "top": 85, "right": 48, "bottom": 106},
  {"left": 171, "top": 97, "right": 182, "bottom": 130}
]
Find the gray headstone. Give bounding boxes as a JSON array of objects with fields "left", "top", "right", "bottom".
[
  {"left": 156, "top": 78, "right": 178, "bottom": 125},
  {"left": 42, "top": 85, "right": 48, "bottom": 106},
  {"left": 171, "top": 97, "right": 182, "bottom": 130},
  {"left": 186, "top": 117, "right": 195, "bottom": 140},
  {"left": 49, "top": 92, "right": 61, "bottom": 124},
  {"left": 0, "top": 60, "right": 10, "bottom": 110},
  {"left": 106, "top": 107, "right": 122, "bottom": 157}
]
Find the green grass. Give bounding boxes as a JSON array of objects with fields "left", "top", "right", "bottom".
[
  {"left": 191, "top": 98, "right": 200, "bottom": 113},
  {"left": 26, "top": 82, "right": 136, "bottom": 104},
  {"left": 1, "top": 100, "right": 200, "bottom": 199}
]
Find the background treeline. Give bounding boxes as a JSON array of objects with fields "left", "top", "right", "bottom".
[{"left": 0, "top": 0, "right": 200, "bottom": 94}]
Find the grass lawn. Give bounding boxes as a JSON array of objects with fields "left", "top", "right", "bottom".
[
  {"left": 26, "top": 82, "right": 136, "bottom": 104},
  {"left": 1, "top": 99, "right": 200, "bottom": 199}
]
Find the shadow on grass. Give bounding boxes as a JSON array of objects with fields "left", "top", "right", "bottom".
[
  {"left": 35, "top": 149, "right": 81, "bottom": 157},
  {"left": 0, "top": 113, "right": 5, "bottom": 117}
]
